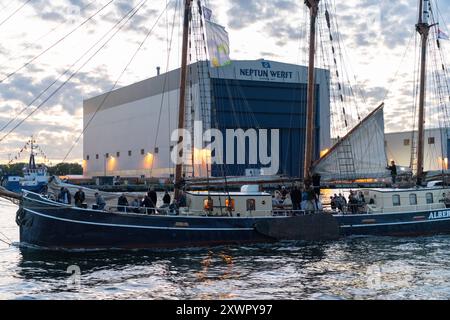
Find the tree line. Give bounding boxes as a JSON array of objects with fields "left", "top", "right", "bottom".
[{"left": 0, "top": 163, "right": 83, "bottom": 176}]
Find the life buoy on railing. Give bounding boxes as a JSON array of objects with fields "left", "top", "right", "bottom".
[
  {"left": 225, "top": 197, "right": 235, "bottom": 211},
  {"left": 203, "top": 197, "right": 214, "bottom": 211}
]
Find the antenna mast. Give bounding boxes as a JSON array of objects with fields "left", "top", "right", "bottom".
[
  {"left": 175, "top": 0, "right": 193, "bottom": 199},
  {"left": 416, "top": 0, "right": 431, "bottom": 184},
  {"left": 303, "top": 0, "right": 320, "bottom": 181}
]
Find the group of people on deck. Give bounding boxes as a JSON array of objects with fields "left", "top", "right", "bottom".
[
  {"left": 56, "top": 186, "right": 181, "bottom": 214},
  {"left": 115, "top": 189, "right": 177, "bottom": 214},
  {"left": 272, "top": 184, "right": 322, "bottom": 213},
  {"left": 330, "top": 190, "right": 366, "bottom": 214}
]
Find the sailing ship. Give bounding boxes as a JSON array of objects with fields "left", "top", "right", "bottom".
[
  {"left": 11, "top": 0, "right": 339, "bottom": 250},
  {"left": 6, "top": 0, "right": 450, "bottom": 250},
  {"left": 321, "top": 0, "right": 450, "bottom": 236}
]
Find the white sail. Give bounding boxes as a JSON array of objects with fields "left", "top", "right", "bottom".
[{"left": 312, "top": 103, "right": 390, "bottom": 180}]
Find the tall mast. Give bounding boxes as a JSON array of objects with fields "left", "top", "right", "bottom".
[
  {"left": 303, "top": 0, "right": 320, "bottom": 181},
  {"left": 416, "top": 0, "right": 430, "bottom": 184},
  {"left": 175, "top": 0, "right": 192, "bottom": 199},
  {"left": 29, "top": 136, "right": 36, "bottom": 170}
]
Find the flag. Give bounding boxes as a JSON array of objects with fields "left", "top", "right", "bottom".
[
  {"left": 205, "top": 20, "right": 231, "bottom": 68},
  {"left": 203, "top": 6, "right": 212, "bottom": 21},
  {"left": 438, "top": 28, "right": 449, "bottom": 40}
]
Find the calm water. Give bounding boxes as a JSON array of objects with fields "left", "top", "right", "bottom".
[{"left": 1, "top": 197, "right": 450, "bottom": 300}]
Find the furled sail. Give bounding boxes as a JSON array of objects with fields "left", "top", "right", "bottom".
[{"left": 312, "top": 103, "right": 390, "bottom": 180}]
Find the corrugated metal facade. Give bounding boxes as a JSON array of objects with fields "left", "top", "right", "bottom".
[{"left": 210, "top": 79, "right": 321, "bottom": 178}]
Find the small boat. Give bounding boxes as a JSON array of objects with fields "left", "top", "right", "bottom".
[{"left": 1, "top": 139, "right": 49, "bottom": 194}]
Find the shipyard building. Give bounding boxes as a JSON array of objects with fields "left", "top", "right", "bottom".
[
  {"left": 385, "top": 128, "right": 450, "bottom": 171},
  {"left": 82, "top": 59, "right": 331, "bottom": 178}
]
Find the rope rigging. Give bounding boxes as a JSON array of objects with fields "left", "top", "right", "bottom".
[
  {"left": 0, "top": 0, "right": 148, "bottom": 136},
  {"left": 0, "top": 0, "right": 33, "bottom": 30},
  {"left": 0, "top": 0, "right": 99, "bottom": 70},
  {"left": 0, "top": 0, "right": 150, "bottom": 145},
  {"left": 0, "top": 0, "right": 116, "bottom": 84},
  {"left": 62, "top": 0, "right": 173, "bottom": 163},
  {"left": 7, "top": 136, "right": 50, "bottom": 165}
]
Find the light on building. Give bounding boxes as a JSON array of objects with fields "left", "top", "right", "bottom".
[
  {"left": 320, "top": 148, "right": 329, "bottom": 158},
  {"left": 144, "top": 152, "right": 154, "bottom": 168},
  {"left": 108, "top": 156, "right": 116, "bottom": 171}
]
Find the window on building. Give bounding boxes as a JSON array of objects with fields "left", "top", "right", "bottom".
[
  {"left": 170, "top": 145, "right": 174, "bottom": 152},
  {"left": 154, "top": 147, "right": 159, "bottom": 154},
  {"left": 393, "top": 194, "right": 401, "bottom": 206},
  {"left": 428, "top": 137, "right": 435, "bottom": 144},
  {"left": 128, "top": 150, "right": 132, "bottom": 156},
  {"left": 96, "top": 154, "right": 99, "bottom": 160},
  {"left": 409, "top": 194, "right": 417, "bottom": 205},
  {"left": 116, "top": 152, "right": 120, "bottom": 157},
  {"left": 105, "top": 153, "right": 109, "bottom": 158},
  {"left": 86, "top": 155, "right": 90, "bottom": 161},
  {"left": 426, "top": 193, "right": 434, "bottom": 204},
  {"left": 384, "top": 140, "right": 387, "bottom": 147},
  {"left": 141, "top": 149, "right": 145, "bottom": 155},
  {"left": 403, "top": 139, "right": 410, "bottom": 146}
]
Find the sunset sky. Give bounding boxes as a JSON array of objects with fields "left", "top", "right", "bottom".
[{"left": 1, "top": 0, "right": 450, "bottom": 164}]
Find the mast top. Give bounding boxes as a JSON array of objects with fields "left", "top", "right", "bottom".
[{"left": 418, "top": 0, "right": 430, "bottom": 25}]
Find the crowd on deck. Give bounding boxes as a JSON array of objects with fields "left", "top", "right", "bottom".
[
  {"left": 55, "top": 187, "right": 186, "bottom": 214},
  {"left": 271, "top": 185, "right": 368, "bottom": 214},
  {"left": 56, "top": 184, "right": 371, "bottom": 215}
]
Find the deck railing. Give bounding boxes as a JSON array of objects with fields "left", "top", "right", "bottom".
[{"left": 101, "top": 204, "right": 307, "bottom": 217}]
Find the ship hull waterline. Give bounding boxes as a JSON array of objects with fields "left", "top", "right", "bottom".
[
  {"left": 335, "top": 209, "right": 450, "bottom": 237},
  {"left": 16, "top": 193, "right": 450, "bottom": 250},
  {"left": 18, "top": 193, "right": 284, "bottom": 250}
]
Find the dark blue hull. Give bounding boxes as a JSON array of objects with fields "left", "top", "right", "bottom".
[
  {"left": 18, "top": 193, "right": 275, "bottom": 249},
  {"left": 18, "top": 194, "right": 450, "bottom": 250},
  {"left": 335, "top": 209, "right": 450, "bottom": 237},
  {"left": 2, "top": 182, "right": 47, "bottom": 194}
]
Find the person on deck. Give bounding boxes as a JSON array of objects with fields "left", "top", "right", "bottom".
[
  {"left": 148, "top": 188, "right": 158, "bottom": 209},
  {"left": 290, "top": 186, "right": 302, "bottom": 211},
  {"left": 94, "top": 192, "right": 106, "bottom": 210},
  {"left": 117, "top": 194, "right": 129, "bottom": 212},
  {"left": 177, "top": 191, "right": 187, "bottom": 207},
  {"left": 387, "top": 160, "right": 397, "bottom": 184},
  {"left": 141, "top": 194, "right": 154, "bottom": 214},
  {"left": 330, "top": 194, "right": 337, "bottom": 211},
  {"left": 131, "top": 197, "right": 141, "bottom": 213},
  {"left": 74, "top": 188, "right": 85, "bottom": 208},
  {"left": 58, "top": 187, "right": 71, "bottom": 205},
  {"left": 281, "top": 186, "right": 288, "bottom": 200},
  {"left": 348, "top": 191, "right": 358, "bottom": 214},
  {"left": 163, "top": 191, "right": 171, "bottom": 205},
  {"left": 57, "top": 187, "right": 65, "bottom": 203}
]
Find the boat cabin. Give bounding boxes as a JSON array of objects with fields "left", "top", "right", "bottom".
[
  {"left": 185, "top": 185, "right": 273, "bottom": 217},
  {"left": 362, "top": 187, "right": 450, "bottom": 213}
]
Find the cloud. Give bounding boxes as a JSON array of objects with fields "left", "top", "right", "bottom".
[
  {"left": 0, "top": 0, "right": 449, "bottom": 164},
  {"left": 227, "top": 0, "right": 297, "bottom": 30}
]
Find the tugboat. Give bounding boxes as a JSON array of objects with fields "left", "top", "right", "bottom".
[{"left": 1, "top": 138, "right": 49, "bottom": 194}]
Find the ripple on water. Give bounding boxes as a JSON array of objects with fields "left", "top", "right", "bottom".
[{"left": 2, "top": 200, "right": 450, "bottom": 299}]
